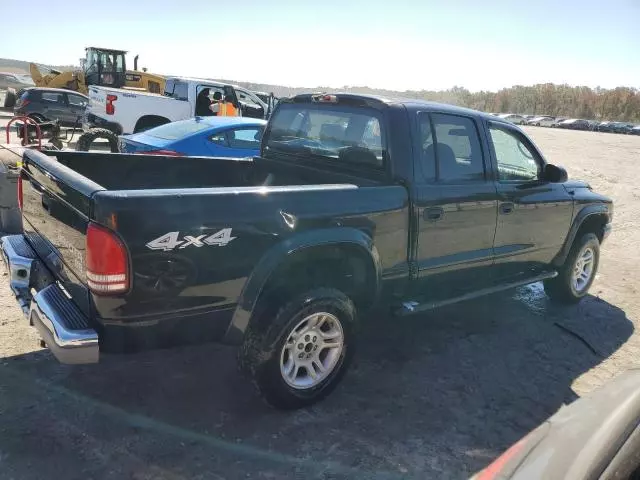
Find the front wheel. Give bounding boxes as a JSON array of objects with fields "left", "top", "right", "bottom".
[
  {"left": 544, "top": 233, "right": 600, "bottom": 303},
  {"left": 238, "top": 288, "right": 357, "bottom": 410}
]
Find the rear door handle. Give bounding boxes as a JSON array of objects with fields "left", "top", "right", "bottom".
[
  {"left": 499, "top": 202, "right": 515, "bottom": 215},
  {"left": 424, "top": 207, "right": 444, "bottom": 222}
]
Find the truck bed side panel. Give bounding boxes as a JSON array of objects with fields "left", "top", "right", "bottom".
[{"left": 90, "top": 185, "right": 409, "bottom": 325}]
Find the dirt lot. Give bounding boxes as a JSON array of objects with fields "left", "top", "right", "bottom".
[{"left": 0, "top": 126, "right": 639, "bottom": 479}]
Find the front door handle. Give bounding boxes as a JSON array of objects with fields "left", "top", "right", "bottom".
[
  {"left": 499, "top": 202, "right": 515, "bottom": 215},
  {"left": 424, "top": 207, "right": 444, "bottom": 222}
]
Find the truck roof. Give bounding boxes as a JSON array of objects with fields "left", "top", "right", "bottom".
[
  {"left": 86, "top": 47, "right": 128, "bottom": 54},
  {"left": 289, "top": 93, "right": 499, "bottom": 123},
  {"left": 167, "top": 76, "right": 240, "bottom": 88},
  {"left": 22, "top": 86, "right": 89, "bottom": 97}
]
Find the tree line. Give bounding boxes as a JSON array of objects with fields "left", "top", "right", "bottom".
[
  {"left": 239, "top": 80, "right": 640, "bottom": 123},
  {"left": 5, "top": 57, "right": 637, "bottom": 122},
  {"left": 447, "top": 84, "right": 640, "bottom": 122}
]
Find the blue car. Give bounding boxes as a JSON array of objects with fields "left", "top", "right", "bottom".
[{"left": 118, "top": 116, "right": 267, "bottom": 157}]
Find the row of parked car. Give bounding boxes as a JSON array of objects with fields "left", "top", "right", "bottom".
[
  {"left": 493, "top": 113, "right": 640, "bottom": 134},
  {"left": 9, "top": 85, "right": 269, "bottom": 158}
]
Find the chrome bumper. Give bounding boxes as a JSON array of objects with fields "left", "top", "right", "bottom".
[{"left": 1, "top": 235, "right": 99, "bottom": 364}]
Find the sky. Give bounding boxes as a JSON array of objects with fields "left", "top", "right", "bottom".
[{"left": 3, "top": 0, "right": 639, "bottom": 92}]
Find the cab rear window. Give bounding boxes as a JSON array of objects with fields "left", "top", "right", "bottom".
[
  {"left": 163, "top": 79, "right": 188, "bottom": 101},
  {"left": 265, "top": 103, "right": 385, "bottom": 169},
  {"left": 144, "top": 118, "right": 212, "bottom": 140}
]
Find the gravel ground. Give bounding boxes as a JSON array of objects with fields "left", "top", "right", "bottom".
[{"left": 0, "top": 126, "right": 639, "bottom": 479}]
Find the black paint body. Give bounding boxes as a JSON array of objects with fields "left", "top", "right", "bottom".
[{"left": 19, "top": 95, "right": 613, "bottom": 354}]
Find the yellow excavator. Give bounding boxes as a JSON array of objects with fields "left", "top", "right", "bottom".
[{"left": 29, "top": 46, "right": 165, "bottom": 95}]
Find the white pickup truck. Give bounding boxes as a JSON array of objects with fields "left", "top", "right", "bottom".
[{"left": 82, "top": 77, "right": 272, "bottom": 137}]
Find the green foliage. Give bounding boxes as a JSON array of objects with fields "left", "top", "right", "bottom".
[{"left": 236, "top": 82, "right": 640, "bottom": 123}]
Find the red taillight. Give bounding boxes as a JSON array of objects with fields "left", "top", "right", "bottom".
[
  {"left": 16, "top": 99, "right": 30, "bottom": 109},
  {"left": 17, "top": 175, "right": 23, "bottom": 210},
  {"left": 137, "top": 149, "right": 184, "bottom": 156},
  {"left": 106, "top": 94, "right": 117, "bottom": 115},
  {"left": 86, "top": 223, "right": 129, "bottom": 295},
  {"left": 475, "top": 438, "right": 526, "bottom": 480}
]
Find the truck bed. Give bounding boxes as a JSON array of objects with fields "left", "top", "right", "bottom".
[{"left": 20, "top": 149, "right": 409, "bottom": 352}]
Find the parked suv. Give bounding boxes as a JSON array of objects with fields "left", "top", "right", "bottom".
[{"left": 14, "top": 87, "right": 88, "bottom": 126}]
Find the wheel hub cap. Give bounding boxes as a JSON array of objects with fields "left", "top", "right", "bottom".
[
  {"left": 280, "top": 312, "right": 344, "bottom": 390},
  {"left": 572, "top": 246, "right": 595, "bottom": 293}
]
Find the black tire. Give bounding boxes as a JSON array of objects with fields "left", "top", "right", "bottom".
[
  {"left": 75, "top": 128, "right": 119, "bottom": 153},
  {"left": 544, "top": 233, "right": 600, "bottom": 304},
  {"left": 3, "top": 90, "right": 16, "bottom": 109},
  {"left": 238, "top": 288, "right": 357, "bottom": 410}
]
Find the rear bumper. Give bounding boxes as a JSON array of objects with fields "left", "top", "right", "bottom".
[{"left": 1, "top": 235, "right": 99, "bottom": 364}]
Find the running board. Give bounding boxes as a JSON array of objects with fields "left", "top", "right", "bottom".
[{"left": 395, "top": 271, "right": 558, "bottom": 316}]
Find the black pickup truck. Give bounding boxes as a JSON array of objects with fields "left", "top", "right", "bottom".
[{"left": 1, "top": 94, "right": 612, "bottom": 409}]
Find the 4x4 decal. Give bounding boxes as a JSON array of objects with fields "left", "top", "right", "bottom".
[{"left": 146, "top": 229, "right": 236, "bottom": 251}]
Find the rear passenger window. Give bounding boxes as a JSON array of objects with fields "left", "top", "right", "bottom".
[
  {"left": 431, "top": 113, "right": 485, "bottom": 183},
  {"left": 228, "top": 127, "right": 263, "bottom": 149},
  {"left": 41, "top": 92, "right": 64, "bottom": 104}
]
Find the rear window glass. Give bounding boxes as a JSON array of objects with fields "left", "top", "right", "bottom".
[
  {"left": 145, "top": 119, "right": 212, "bottom": 140},
  {"left": 265, "top": 103, "right": 385, "bottom": 169},
  {"left": 163, "top": 79, "right": 188, "bottom": 101}
]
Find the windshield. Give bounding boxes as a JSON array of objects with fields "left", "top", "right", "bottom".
[
  {"left": 265, "top": 103, "right": 385, "bottom": 169},
  {"left": 142, "top": 118, "right": 213, "bottom": 140}
]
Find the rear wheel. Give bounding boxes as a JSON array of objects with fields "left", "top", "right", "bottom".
[
  {"left": 238, "top": 288, "right": 357, "bottom": 410},
  {"left": 544, "top": 233, "right": 600, "bottom": 303},
  {"left": 75, "top": 128, "right": 119, "bottom": 153}
]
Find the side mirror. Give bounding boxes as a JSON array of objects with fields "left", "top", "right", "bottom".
[{"left": 543, "top": 163, "right": 568, "bottom": 183}]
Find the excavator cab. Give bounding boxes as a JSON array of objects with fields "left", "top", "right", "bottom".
[{"left": 83, "top": 47, "right": 127, "bottom": 89}]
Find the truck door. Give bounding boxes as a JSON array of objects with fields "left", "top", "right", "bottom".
[
  {"left": 486, "top": 121, "right": 574, "bottom": 280},
  {"left": 413, "top": 112, "right": 499, "bottom": 301}
]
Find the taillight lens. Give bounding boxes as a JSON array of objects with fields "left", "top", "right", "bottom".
[
  {"left": 86, "top": 223, "right": 129, "bottom": 295},
  {"left": 17, "top": 175, "right": 23, "bottom": 210},
  {"left": 474, "top": 439, "right": 526, "bottom": 480},
  {"left": 473, "top": 423, "right": 548, "bottom": 480},
  {"left": 137, "top": 149, "right": 184, "bottom": 156},
  {"left": 106, "top": 94, "right": 117, "bottom": 115}
]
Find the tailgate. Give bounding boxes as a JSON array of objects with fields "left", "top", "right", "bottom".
[{"left": 21, "top": 150, "right": 105, "bottom": 318}]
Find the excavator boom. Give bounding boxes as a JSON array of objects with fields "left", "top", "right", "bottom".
[{"left": 29, "top": 63, "right": 87, "bottom": 94}]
